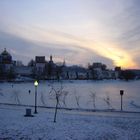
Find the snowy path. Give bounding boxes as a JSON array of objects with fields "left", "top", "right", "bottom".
[{"left": 0, "top": 105, "right": 140, "bottom": 140}]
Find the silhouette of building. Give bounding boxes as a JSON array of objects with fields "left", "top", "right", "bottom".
[
  {"left": 0, "top": 48, "right": 13, "bottom": 72},
  {"left": 47, "top": 55, "right": 58, "bottom": 79},
  {"left": 115, "top": 66, "right": 121, "bottom": 71},
  {"left": 0, "top": 49, "right": 136, "bottom": 80},
  {"left": 35, "top": 56, "right": 46, "bottom": 75},
  {"left": 49, "top": 55, "right": 53, "bottom": 63},
  {"left": 62, "top": 65, "right": 87, "bottom": 80},
  {"left": 15, "top": 66, "right": 33, "bottom": 77}
]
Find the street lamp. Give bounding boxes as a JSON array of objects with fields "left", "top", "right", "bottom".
[
  {"left": 34, "top": 80, "right": 38, "bottom": 114},
  {"left": 120, "top": 90, "right": 124, "bottom": 111}
]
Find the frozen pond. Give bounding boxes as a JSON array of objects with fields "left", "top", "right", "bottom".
[{"left": 0, "top": 80, "right": 140, "bottom": 112}]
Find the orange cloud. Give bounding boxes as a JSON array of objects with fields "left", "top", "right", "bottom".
[
  {"left": 84, "top": 41, "right": 138, "bottom": 69},
  {"left": 7, "top": 25, "right": 138, "bottom": 68}
]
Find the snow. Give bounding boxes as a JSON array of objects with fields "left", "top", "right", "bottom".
[
  {"left": 0, "top": 80, "right": 140, "bottom": 112},
  {"left": 0, "top": 80, "right": 140, "bottom": 139},
  {"left": 0, "top": 104, "right": 140, "bottom": 140}
]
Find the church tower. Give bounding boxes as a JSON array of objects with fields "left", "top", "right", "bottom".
[{"left": 49, "top": 55, "right": 53, "bottom": 63}]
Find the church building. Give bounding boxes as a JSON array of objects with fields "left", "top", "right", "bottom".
[{"left": 0, "top": 48, "right": 13, "bottom": 72}]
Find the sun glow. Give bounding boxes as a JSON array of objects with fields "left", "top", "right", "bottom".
[
  {"left": 7, "top": 25, "right": 138, "bottom": 69},
  {"left": 83, "top": 41, "right": 138, "bottom": 69}
]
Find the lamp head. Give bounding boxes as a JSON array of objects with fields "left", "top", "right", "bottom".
[
  {"left": 120, "top": 90, "right": 124, "bottom": 96},
  {"left": 34, "top": 80, "right": 38, "bottom": 87}
]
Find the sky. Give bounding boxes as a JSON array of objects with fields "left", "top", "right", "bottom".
[{"left": 0, "top": 0, "right": 140, "bottom": 69}]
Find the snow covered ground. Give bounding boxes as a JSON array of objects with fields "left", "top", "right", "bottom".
[
  {"left": 0, "top": 80, "right": 140, "bottom": 112},
  {"left": 0, "top": 104, "right": 140, "bottom": 140}
]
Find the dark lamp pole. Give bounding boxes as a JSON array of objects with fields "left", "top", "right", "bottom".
[
  {"left": 34, "top": 80, "right": 38, "bottom": 114},
  {"left": 120, "top": 90, "right": 124, "bottom": 111}
]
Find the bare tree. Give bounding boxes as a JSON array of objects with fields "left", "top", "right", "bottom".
[
  {"left": 11, "top": 90, "right": 20, "bottom": 104},
  {"left": 48, "top": 82, "right": 67, "bottom": 122},
  {"left": 103, "top": 94, "right": 113, "bottom": 110},
  {"left": 89, "top": 91, "right": 96, "bottom": 110},
  {"left": 74, "top": 89, "right": 81, "bottom": 109},
  {"left": 60, "top": 90, "right": 69, "bottom": 107},
  {"left": 49, "top": 86, "right": 61, "bottom": 107}
]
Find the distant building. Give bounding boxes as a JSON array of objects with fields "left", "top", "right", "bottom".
[
  {"left": 115, "top": 66, "right": 121, "bottom": 71},
  {"left": 114, "top": 67, "right": 121, "bottom": 78},
  {"left": 49, "top": 55, "right": 53, "bottom": 64},
  {"left": 132, "top": 70, "right": 140, "bottom": 79},
  {"left": 47, "top": 55, "right": 58, "bottom": 79},
  {"left": 124, "top": 69, "right": 140, "bottom": 79},
  {"left": 102, "top": 70, "right": 117, "bottom": 79},
  {"left": 1, "top": 48, "right": 138, "bottom": 81},
  {"left": 62, "top": 65, "right": 87, "bottom": 80},
  {"left": 0, "top": 48, "right": 13, "bottom": 72},
  {"left": 14, "top": 66, "right": 33, "bottom": 77},
  {"left": 35, "top": 56, "right": 46, "bottom": 75},
  {"left": 92, "top": 62, "right": 106, "bottom": 70}
]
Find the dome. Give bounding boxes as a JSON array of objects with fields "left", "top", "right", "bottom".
[
  {"left": 0, "top": 48, "right": 12, "bottom": 64},
  {"left": 1, "top": 48, "right": 11, "bottom": 57}
]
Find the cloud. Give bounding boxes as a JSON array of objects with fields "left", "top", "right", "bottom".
[
  {"left": 1, "top": 23, "right": 138, "bottom": 68},
  {"left": 0, "top": 0, "right": 139, "bottom": 68},
  {"left": 83, "top": 0, "right": 140, "bottom": 68},
  {"left": 0, "top": 30, "right": 114, "bottom": 67}
]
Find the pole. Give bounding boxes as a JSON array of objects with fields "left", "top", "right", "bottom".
[
  {"left": 121, "top": 95, "right": 123, "bottom": 111},
  {"left": 34, "top": 86, "right": 37, "bottom": 114},
  {"left": 120, "top": 90, "right": 124, "bottom": 111}
]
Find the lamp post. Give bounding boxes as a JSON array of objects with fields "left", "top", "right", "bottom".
[
  {"left": 34, "top": 80, "right": 38, "bottom": 114},
  {"left": 120, "top": 90, "right": 124, "bottom": 111}
]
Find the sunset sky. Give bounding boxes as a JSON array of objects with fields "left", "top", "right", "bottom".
[{"left": 0, "top": 0, "right": 140, "bottom": 69}]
